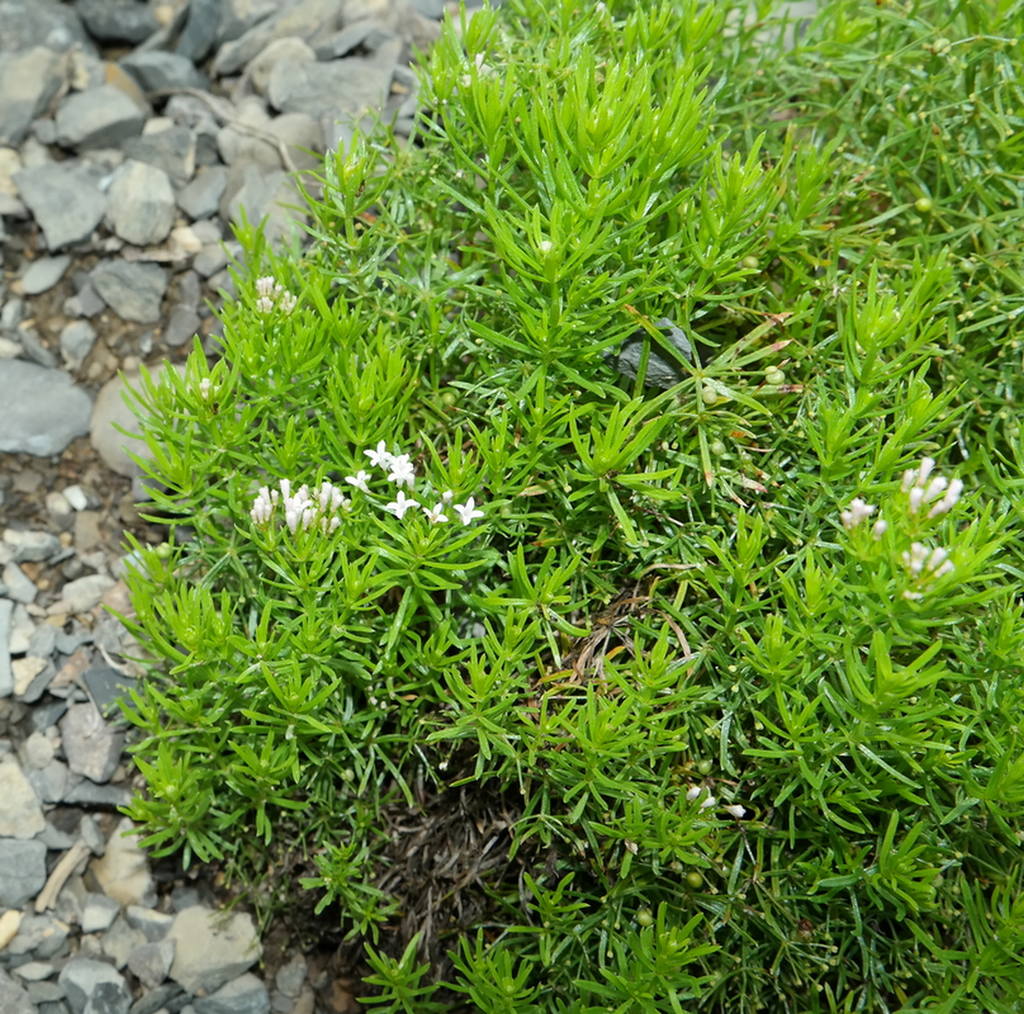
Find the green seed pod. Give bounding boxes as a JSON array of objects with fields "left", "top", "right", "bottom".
[
  {"left": 686, "top": 871, "right": 704, "bottom": 889},
  {"left": 637, "top": 908, "right": 654, "bottom": 927},
  {"left": 701, "top": 386, "right": 718, "bottom": 405},
  {"left": 915, "top": 196, "right": 934, "bottom": 213}
]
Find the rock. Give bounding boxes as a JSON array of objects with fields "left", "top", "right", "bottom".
[
  {"left": 6, "top": 912, "right": 69, "bottom": 958},
  {"left": 213, "top": 0, "right": 346, "bottom": 75},
  {"left": 82, "top": 892, "right": 121, "bottom": 933},
  {"left": 12, "top": 656, "right": 49, "bottom": 699},
  {"left": 127, "top": 938, "right": 175, "bottom": 989},
  {"left": 25, "top": 758, "right": 70, "bottom": 804},
  {"left": 612, "top": 316, "right": 696, "bottom": 389},
  {"left": 0, "top": 0, "right": 90, "bottom": 54},
  {"left": 58, "top": 958, "right": 130, "bottom": 1014},
  {"left": 0, "top": 360, "right": 93, "bottom": 456},
  {"left": 106, "top": 160, "right": 176, "bottom": 246},
  {"left": 2, "top": 562, "right": 37, "bottom": 604},
  {"left": 15, "top": 325, "right": 58, "bottom": 369},
  {"left": 274, "top": 955, "right": 306, "bottom": 998},
  {"left": 61, "top": 320, "right": 98, "bottom": 370},
  {"left": 267, "top": 56, "right": 393, "bottom": 120},
  {"left": 0, "top": 598, "right": 12, "bottom": 698},
  {"left": 176, "top": 0, "right": 223, "bottom": 61},
  {"left": 0, "top": 47, "right": 67, "bottom": 146},
  {"left": 163, "top": 305, "right": 201, "bottom": 347},
  {"left": 313, "top": 19, "right": 396, "bottom": 59},
  {"left": 121, "top": 51, "right": 207, "bottom": 93},
  {"left": 54, "top": 84, "right": 146, "bottom": 150},
  {"left": 78, "top": 0, "right": 160, "bottom": 44},
  {"left": 122, "top": 124, "right": 196, "bottom": 187},
  {"left": 59, "top": 700, "right": 124, "bottom": 783},
  {"left": 0, "top": 969, "right": 34, "bottom": 1014},
  {"left": 14, "top": 162, "right": 107, "bottom": 249},
  {"left": 194, "top": 972, "right": 271, "bottom": 1014},
  {"left": 265, "top": 112, "right": 323, "bottom": 171},
  {"left": 0, "top": 757, "right": 46, "bottom": 838},
  {"left": 218, "top": 0, "right": 286, "bottom": 49},
  {"left": 193, "top": 243, "right": 228, "bottom": 278},
  {"left": 168, "top": 906, "right": 262, "bottom": 994},
  {"left": 20, "top": 255, "right": 71, "bottom": 296},
  {"left": 245, "top": 37, "right": 316, "bottom": 96},
  {"left": 0, "top": 909, "right": 21, "bottom": 949},
  {"left": 124, "top": 906, "right": 173, "bottom": 942},
  {"left": 91, "top": 261, "right": 168, "bottom": 323},
  {"left": 221, "top": 165, "right": 303, "bottom": 245},
  {"left": 0, "top": 838, "right": 47, "bottom": 907},
  {"left": 89, "top": 818, "right": 155, "bottom": 907},
  {"left": 102, "top": 913, "right": 148, "bottom": 969},
  {"left": 216, "top": 96, "right": 280, "bottom": 169},
  {"left": 54, "top": 574, "right": 117, "bottom": 615},
  {"left": 82, "top": 664, "right": 137, "bottom": 715},
  {"left": 177, "top": 165, "right": 228, "bottom": 220}
]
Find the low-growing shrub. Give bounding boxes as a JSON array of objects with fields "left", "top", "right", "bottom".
[{"left": 116, "top": 0, "right": 1024, "bottom": 1010}]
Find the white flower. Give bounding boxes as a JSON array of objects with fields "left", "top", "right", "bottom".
[
  {"left": 452, "top": 496, "right": 484, "bottom": 525},
  {"left": 872, "top": 519, "right": 888, "bottom": 539},
  {"left": 685, "top": 785, "right": 702, "bottom": 802},
  {"left": 364, "top": 441, "right": 394, "bottom": 470},
  {"left": 255, "top": 276, "right": 275, "bottom": 297},
  {"left": 928, "top": 478, "right": 963, "bottom": 518},
  {"left": 383, "top": 491, "right": 420, "bottom": 520},
  {"left": 198, "top": 378, "right": 212, "bottom": 399},
  {"left": 440, "top": 490, "right": 454, "bottom": 502},
  {"left": 699, "top": 795, "right": 717, "bottom": 810},
  {"left": 345, "top": 470, "right": 371, "bottom": 492},
  {"left": 255, "top": 295, "right": 275, "bottom": 313},
  {"left": 386, "top": 454, "right": 416, "bottom": 488},
  {"left": 840, "top": 497, "right": 876, "bottom": 530},
  {"left": 250, "top": 486, "right": 274, "bottom": 524},
  {"left": 723, "top": 804, "right": 746, "bottom": 819},
  {"left": 423, "top": 503, "right": 448, "bottom": 524}
]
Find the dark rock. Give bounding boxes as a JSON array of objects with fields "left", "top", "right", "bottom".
[
  {"left": 120, "top": 51, "right": 208, "bottom": 93},
  {"left": 0, "top": 360, "right": 93, "bottom": 456},
  {"left": 127, "top": 938, "right": 175, "bottom": 989},
  {"left": 78, "top": 0, "right": 160, "bottom": 44},
  {"left": 122, "top": 125, "right": 196, "bottom": 186},
  {"left": 54, "top": 85, "right": 147, "bottom": 150},
  {"left": 91, "top": 261, "right": 168, "bottom": 323},
  {"left": 175, "top": 0, "right": 222, "bottom": 62},
  {"left": 14, "top": 162, "right": 107, "bottom": 250},
  {"left": 313, "top": 20, "right": 396, "bottom": 59},
  {"left": 0, "top": 838, "right": 47, "bottom": 907},
  {"left": 82, "top": 665, "right": 137, "bottom": 715},
  {"left": 612, "top": 317, "right": 696, "bottom": 389},
  {"left": 0, "top": 47, "right": 67, "bottom": 146},
  {"left": 59, "top": 700, "right": 124, "bottom": 783},
  {"left": 58, "top": 959, "right": 130, "bottom": 1014}
]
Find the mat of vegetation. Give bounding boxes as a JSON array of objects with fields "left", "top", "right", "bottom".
[{"left": 114, "top": 0, "right": 1024, "bottom": 1010}]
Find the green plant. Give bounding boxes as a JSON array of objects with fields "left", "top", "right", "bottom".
[{"left": 115, "top": 0, "right": 1024, "bottom": 1010}]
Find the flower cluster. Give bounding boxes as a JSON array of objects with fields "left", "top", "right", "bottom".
[
  {"left": 686, "top": 784, "right": 746, "bottom": 820},
  {"left": 250, "top": 479, "right": 349, "bottom": 534},
  {"left": 901, "top": 457, "right": 963, "bottom": 517},
  {"left": 254, "top": 276, "right": 297, "bottom": 315}
]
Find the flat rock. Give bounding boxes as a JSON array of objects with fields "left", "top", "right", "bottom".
[
  {"left": 122, "top": 124, "right": 196, "bottom": 187},
  {"left": 176, "top": 164, "right": 227, "bottom": 219},
  {"left": 14, "top": 161, "right": 107, "bottom": 249},
  {"left": 20, "top": 254, "right": 70, "bottom": 296},
  {"left": 55, "top": 84, "right": 146, "bottom": 150},
  {"left": 106, "top": 160, "right": 176, "bottom": 246},
  {"left": 0, "top": 969, "right": 33, "bottom": 1014},
  {"left": 61, "top": 320, "right": 98, "bottom": 370},
  {"left": 267, "top": 55, "right": 393, "bottom": 120},
  {"left": 0, "top": 47, "right": 67, "bottom": 146},
  {"left": 82, "top": 892, "right": 121, "bottom": 933},
  {"left": 0, "top": 838, "right": 47, "bottom": 908},
  {"left": 60, "top": 700, "right": 124, "bottom": 783},
  {"left": 0, "top": 0, "right": 90, "bottom": 53},
  {"left": 0, "top": 757, "right": 46, "bottom": 838},
  {"left": 54, "top": 574, "right": 117, "bottom": 615},
  {"left": 91, "top": 260, "right": 168, "bottom": 323},
  {"left": 0, "top": 360, "right": 93, "bottom": 456},
  {"left": 3, "top": 528, "right": 61, "bottom": 562},
  {"left": 168, "top": 906, "right": 262, "bottom": 994},
  {"left": 245, "top": 36, "right": 316, "bottom": 95},
  {"left": 78, "top": 0, "right": 160, "bottom": 44},
  {"left": 175, "top": 0, "right": 224, "bottom": 61},
  {"left": 58, "top": 958, "right": 130, "bottom": 1014},
  {"left": 194, "top": 972, "right": 271, "bottom": 1014},
  {"left": 121, "top": 51, "right": 208, "bottom": 93},
  {"left": 128, "top": 938, "right": 175, "bottom": 989},
  {"left": 89, "top": 818, "right": 155, "bottom": 907}
]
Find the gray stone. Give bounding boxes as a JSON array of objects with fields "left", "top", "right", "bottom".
[
  {"left": 0, "top": 360, "right": 92, "bottom": 455},
  {"left": 120, "top": 52, "right": 207, "bottom": 94},
  {"left": 89, "top": 819, "right": 154, "bottom": 908},
  {"left": 131, "top": 983, "right": 186, "bottom": 1014},
  {"left": 213, "top": 0, "right": 346, "bottom": 75},
  {"left": 313, "top": 20, "right": 395, "bottom": 59},
  {"left": 267, "top": 56, "right": 392, "bottom": 120},
  {"left": 27, "top": 622, "right": 57, "bottom": 658},
  {"left": 193, "top": 243, "right": 228, "bottom": 278},
  {"left": 0, "top": 0, "right": 90, "bottom": 53},
  {"left": 273, "top": 955, "right": 306, "bottom": 998},
  {"left": 13, "top": 961, "right": 55, "bottom": 982},
  {"left": 167, "top": 907, "right": 262, "bottom": 994},
  {"left": 91, "top": 261, "right": 168, "bottom": 323},
  {"left": 612, "top": 316, "right": 695, "bottom": 389},
  {"left": 245, "top": 37, "right": 315, "bottom": 96},
  {"left": 16, "top": 325, "right": 58, "bottom": 369},
  {"left": 58, "top": 958, "right": 129, "bottom": 1014},
  {"left": 54, "top": 574, "right": 115, "bottom": 615},
  {"left": 124, "top": 906, "right": 173, "bottom": 942},
  {"left": 0, "top": 47, "right": 66, "bottom": 146},
  {"left": 25, "top": 758, "right": 71, "bottom": 804},
  {"left": 194, "top": 973, "right": 270, "bottom": 1014},
  {"left": 164, "top": 93, "right": 219, "bottom": 165},
  {"left": 63, "top": 780, "right": 132, "bottom": 809},
  {"left": 221, "top": 165, "right": 303, "bottom": 245},
  {"left": 175, "top": 0, "right": 223, "bottom": 61},
  {"left": 14, "top": 162, "right": 107, "bottom": 250},
  {"left": 82, "top": 665, "right": 137, "bottom": 715},
  {"left": 6, "top": 912, "right": 70, "bottom": 958},
  {"left": 122, "top": 125, "right": 196, "bottom": 187},
  {"left": 59, "top": 701, "right": 124, "bottom": 783},
  {"left": 163, "top": 305, "right": 201, "bottom": 348},
  {"left": 61, "top": 320, "right": 98, "bottom": 370},
  {"left": 28, "top": 983, "right": 66, "bottom": 1006},
  {"left": 177, "top": 165, "right": 227, "bottom": 220},
  {"left": 55, "top": 85, "right": 146, "bottom": 150},
  {"left": 0, "top": 598, "right": 12, "bottom": 698},
  {"left": 82, "top": 893, "right": 121, "bottom": 933},
  {"left": 0, "top": 838, "right": 46, "bottom": 907},
  {"left": 0, "top": 757, "right": 45, "bottom": 837},
  {"left": 265, "top": 112, "right": 323, "bottom": 171},
  {"left": 0, "top": 969, "right": 34, "bottom": 1014},
  {"left": 102, "top": 914, "right": 148, "bottom": 969},
  {"left": 3, "top": 528, "right": 61, "bottom": 562},
  {"left": 106, "top": 161, "right": 176, "bottom": 246},
  {"left": 216, "top": 97, "right": 280, "bottom": 169},
  {"left": 127, "top": 938, "right": 175, "bottom": 989},
  {"left": 78, "top": 0, "right": 159, "bottom": 44},
  {"left": 2, "top": 562, "right": 36, "bottom": 604},
  {"left": 21, "top": 255, "right": 71, "bottom": 296}
]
